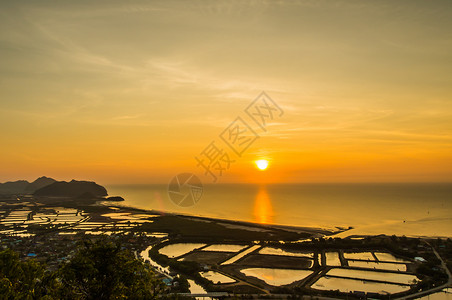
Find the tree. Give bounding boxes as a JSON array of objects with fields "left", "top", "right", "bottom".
[
  {"left": 58, "top": 237, "right": 165, "bottom": 299},
  {"left": 0, "top": 248, "right": 58, "bottom": 299}
]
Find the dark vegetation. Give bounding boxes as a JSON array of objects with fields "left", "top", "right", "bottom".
[
  {"left": 106, "top": 196, "right": 125, "bottom": 202},
  {"left": 140, "top": 215, "right": 310, "bottom": 242},
  {"left": 0, "top": 237, "right": 165, "bottom": 300}
]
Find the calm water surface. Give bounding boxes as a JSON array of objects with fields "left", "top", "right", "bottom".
[
  {"left": 312, "top": 276, "right": 409, "bottom": 294},
  {"left": 105, "top": 183, "right": 452, "bottom": 237},
  {"left": 158, "top": 243, "right": 206, "bottom": 258},
  {"left": 241, "top": 268, "right": 313, "bottom": 286}
]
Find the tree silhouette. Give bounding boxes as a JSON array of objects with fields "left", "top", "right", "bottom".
[
  {"left": 1, "top": 237, "right": 166, "bottom": 299},
  {"left": 0, "top": 248, "right": 58, "bottom": 299},
  {"left": 59, "top": 237, "right": 165, "bottom": 299}
]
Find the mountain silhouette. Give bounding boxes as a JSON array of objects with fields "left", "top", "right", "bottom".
[
  {"left": 0, "top": 180, "right": 29, "bottom": 194},
  {"left": 34, "top": 180, "right": 107, "bottom": 198},
  {"left": 24, "top": 176, "right": 57, "bottom": 193},
  {"left": 0, "top": 176, "right": 56, "bottom": 195}
]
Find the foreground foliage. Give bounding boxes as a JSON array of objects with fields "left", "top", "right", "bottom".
[
  {"left": 0, "top": 248, "right": 58, "bottom": 299},
  {"left": 0, "top": 237, "right": 164, "bottom": 299}
]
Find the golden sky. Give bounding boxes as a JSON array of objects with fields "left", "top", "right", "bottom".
[{"left": 0, "top": 1, "right": 451, "bottom": 184}]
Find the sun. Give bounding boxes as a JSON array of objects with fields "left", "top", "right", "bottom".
[{"left": 255, "top": 159, "right": 269, "bottom": 171}]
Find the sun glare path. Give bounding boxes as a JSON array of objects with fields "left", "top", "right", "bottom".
[{"left": 253, "top": 185, "right": 274, "bottom": 224}]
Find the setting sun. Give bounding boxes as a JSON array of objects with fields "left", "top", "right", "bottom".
[
  {"left": 255, "top": 160, "right": 269, "bottom": 171},
  {"left": 0, "top": 2, "right": 452, "bottom": 298}
]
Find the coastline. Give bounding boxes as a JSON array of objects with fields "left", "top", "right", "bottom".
[
  {"left": 97, "top": 201, "right": 348, "bottom": 239},
  {"left": 1, "top": 194, "right": 451, "bottom": 299}
]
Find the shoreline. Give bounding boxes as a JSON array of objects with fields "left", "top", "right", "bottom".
[
  {"left": 101, "top": 201, "right": 452, "bottom": 240},
  {"left": 99, "top": 201, "right": 348, "bottom": 238}
]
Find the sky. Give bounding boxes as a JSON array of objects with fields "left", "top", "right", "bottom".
[{"left": 0, "top": 0, "right": 451, "bottom": 184}]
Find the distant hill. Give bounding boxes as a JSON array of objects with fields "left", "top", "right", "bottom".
[
  {"left": 0, "top": 180, "right": 29, "bottom": 194},
  {"left": 34, "top": 180, "right": 108, "bottom": 198},
  {"left": 24, "top": 176, "right": 56, "bottom": 193},
  {"left": 0, "top": 176, "right": 56, "bottom": 195}
]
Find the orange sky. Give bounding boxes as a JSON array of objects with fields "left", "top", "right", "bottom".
[{"left": 0, "top": 1, "right": 451, "bottom": 184}]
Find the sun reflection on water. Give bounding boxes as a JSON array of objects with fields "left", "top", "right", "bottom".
[{"left": 253, "top": 185, "right": 274, "bottom": 224}]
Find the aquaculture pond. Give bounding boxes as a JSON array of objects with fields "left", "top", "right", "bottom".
[
  {"left": 240, "top": 268, "right": 313, "bottom": 286},
  {"left": 312, "top": 276, "right": 410, "bottom": 294},
  {"left": 259, "top": 247, "right": 314, "bottom": 258},
  {"left": 202, "top": 244, "right": 247, "bottom": 252},
  {"left": 327, "top": 268, "right": 418, "bottom": 285},
  {"left": 200, "top": 271, "right": 236, "bottom": 284},
  {"left": 324, "top": 251, "right": 341, "bottom": 266},
  {"left": 158, "top": 243, "right": 206, "bottom": 258},
  {"left": 348, "top": 260, "right": 407, "bottom": 271}
]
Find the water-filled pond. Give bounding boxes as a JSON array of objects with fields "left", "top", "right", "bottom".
[
  {"left": 102, "top": 212, "right": 132, "bottom": 219},
  {"left": 348, "top": 260, "right": 407, "bottom": 272},
  {"left": 240, "top": 268, "right": 313, "bottom": 286},
  {"left": 158, "top": 243, "right": 206, "bottom": 258},
  {"left": 312, "top": 276, "right": 410, "bottom": 294},
  {"left": 325, "top": 252, "right": 341, "bottom": 266},
  {"left": 259, "top": 247, "right": 314, "bottom": 258},
  {"left": 144, "top": 232, "right": 168, "bottom": 238},
  {"left": 202, "top": 244, "right": 247, "bottom": 252},
  {"left": 221, "top": 245, "right": 260, "bottom": 265},
  {"left": 327, "top": 268, "right": 418, "bottom": 284},
  {"left": 374, "top": 252, "right": 410, "bottom": 263},
  {"left": 187, "top": 279, "right": 208, "bottom": 299},
  {"left": 344, "top": 252, "right": 375, "bottom": 260},
  {"left": 200, "top": 271, "right": 235, "bottom": 283},
  {"left": 102, "top": 212, "right": 157, "bottom": 220}
]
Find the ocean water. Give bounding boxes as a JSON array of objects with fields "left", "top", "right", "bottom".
[{"left": 105, "top": 183, "right": 452, "bottom": 238}]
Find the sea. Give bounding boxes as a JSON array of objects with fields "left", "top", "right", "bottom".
[{"left": 105, "top": 183, "right": 452, "bottom": 238}]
